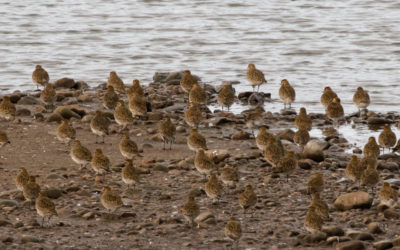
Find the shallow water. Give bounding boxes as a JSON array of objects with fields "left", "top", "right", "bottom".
[{"left": 0, "top": 0, "right": 399, "bottom": 147}]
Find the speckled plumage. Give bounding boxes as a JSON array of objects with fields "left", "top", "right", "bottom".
[
  {"left": 127, "top": 79, "right": 144, "bottom": 97},
  {"left": 40, "top": 83, "right": 56, "bottom": 105},
  {"left": 346, "top": 155, "right": 365, "bottom": 184},
  {"left": 181, "top": 195, "right": 200, "bottom": 227},
  {"left": 255, "top": 126, "right": 274, "bottom": 151},
  {"left": 121, "top": 159, "right": 140, "bottom": 188},
  {"left": 378, "top": 124, "right": 396, "bottom": 152},
  {"left": 101, "top": 186, "right": 123, "bottom": 212},
  {"left": 57, "top": 119, "right": 76, "bottom": 143},
  {"left": 184, "top": 103, "right": 203, "bottom": 128},
  {"left": 107, "top": 71, "right": 125, "bottom": 94},
  {"left": 294, "top": 128, "right": 310, "bottom": 147},
  {"left": 304, "top": 205, "right": 323, "bottom": 233},
  {"left": 220, "top": 164, "right": 239, "bottom": 188},
  {"left": 279, "top": 79, "right": 296, "bottom": 109},
  {"left": 23, "top": 176, "right": 40, "bottom": 202},
  {"left": 119, "top": 134, "right": 140, "bottom": 160},
  {"left": 187, "top": 128, "right": 207, "bottom": 151},
  {"left": 247, "top": 64, "right": 267, "bottom": 92},
  {"left": 32, "top": 65, "right": 49, "bottom": 89},
  {"left": 307, "top": 173, "right": 324, "bottom": 194},
  {"left": 364, "top": 137, "right": 380, "bottom": 158},
  {"left": 295, "top": 107, "right": 312, "bottom": 131},
  {"left": 264, "top": 137, "right": 284, "bottom": 167},
  {"left": 225, "top": 217, "right": 242, "bottom": 247},
  {"left": 361, "top": 164, "right": 379, "bottom": 191},
  {"left": 189, "top": 82, "right": 206, "bottom": 105},
  {"left": 279, "top": 151, "right": 297, "bottom": 181},
  {"left": 70, "top": 140, "right": 92, "bottom": 169},
  {"left": 379, "top": 182, "right": 398, "bottom": 207},
  {"left": 159, "top": 116, "right": 176, "bottom": 150},
  {"left": 36, "top": 192, "right": 57, "bottom": 227},
  {"left": 239, "top": 184, "right": 257, "bottom": 213},
  {"left": 0, "top": 96, "right": 16, "bottom": 121},
  {"left": 217, "top": 84, "right": 235, "bottom": 111},
  {"left": 205, "top": 173, "right": 223, "bottom": 201},
  {"left": 103, "top": 85, "right": 119, "bottom": 110},
  {"left": 326, "top": 97, "right": 344, "bottom": 125},
  {"left": 320, "top": 86, "right": 337, "bottom": 109},
  {"left": 311, "top": 193, "right": 329, "bottom": 220},
  {"left": 194, "top": 149, "right": 215, "bottom": 177},
  {"left": 16, "top": 167, "right": 29, "bottom": 191},
  {"left": 180, "top": 70, "right": 197, "bottom": 93},
  {"left": 90, "top": 110, "right": 110, "bottom": 143},
  {"left": 114, "top": 100, "right": 134, "bottom": 131},
  {"left": 128, "top": 92, "right": 147, "bottom": 118},
  {"left": 353, "top": 87, "right": 370, "bottom": 113},
  {"left": 0, "top": 130, "right": 10, "bottom": 148},
  {"left": 91, "top": 149, "right": 110, "bottom": 175}
]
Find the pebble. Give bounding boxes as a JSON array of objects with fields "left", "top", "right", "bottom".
[
  {"left": 367, "top": 222, "right": 383, "bottom": 234},
  {"left": 334, "top": 191, "right": 373, "bottom": 211},
  {"left": 346, "top": 231, "right": 374, "bottom": 241},
  {"left": 335, "top": 240, "right": 365, "bottom": 250},
  {"left": 231, "top": 131, "right": 250, "bottom": 140},
  {"left": 21, "top": 235, "right": 44, "bottom": 244},
  {"left": 373, "top": 240, "right": 393, "bottom": 250},
  {"left": 0, "top": 199, "right": 18, "bottom": 207},
  {"left": 322, "top": 225, "right": 344, "bottom": 236}
]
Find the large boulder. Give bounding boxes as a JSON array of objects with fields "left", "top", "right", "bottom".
[{"left": 303, "top": 139, "right": 328, "bottom": 162}]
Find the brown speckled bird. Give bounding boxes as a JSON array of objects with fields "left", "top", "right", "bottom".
[
  {"left": 57, "top": 119, "right": 76, "bottom": 144},
  {"left": 217, "top": 84, "right": 235, "bottom": 111},
  {"left": 127, "top": 79, "right": 144, "bottom": 97},
  {"left": 23, "top": 176, "right": 41, "bottom": 203},
  {"left": 40, "top": 83, "right": 56, "bottom": 108},
  {"left": 205, "top": 173, "right": 223, "bottom": 202},
  {"left": 294, "top": 128, "right": 310, "bottom": 148},
  {"left": 245, "top": 107, "right": 264, "bottom": 136},
  {"left": 159, "top": 116, "right": 176, "bottom": 150},
  {"left": 220, "top": 164, "right": 239, "bottom": 188},
  {"left": 264, "top": 137, "right": 285, "bottom": 167},
  {"left": 239, "top": 184, "right": 257, "bottom": 215},
  {"left": 16, "top": 167, "right": 29, "bottom": 191},
  {"left": 32, "top": 65, "right": 49, "bottom": 89},
  {"left": 70, "top": 140, "right": 92, "bottom": 170},
  {"left": 119, "top": 134, "right": 140, "bottom": 160},
  {"left": 279, "top": 151, "right": 297, "bottom": 181},
  {"left": 255, "top": 126, "right": 274, "bottom": 151},
  {"left": 364, "top": 137, "right": 380, "bottom": 158},
  {"left": 121, "top": 159, "right": 140, "bottom": 189},
  {"left": 0, "top": 96, "right": 16, "bottom": 121},
  {"left": 353, "top": 87, "right": 370, "bottom": 116},
  {"left": 225, "top": 217, "right": 242, "bottom": 249},
  {"left": 107, "top": 71, "right": 125, "bottom": 94},
  {"left": 320, "top": 86, "right": 338, "bottom": 109},
  {"left": 180, "top": 70, "right": 198, "bottom": 93},
  {"left": 0, "top": 130, "right": 10, "bottom": 148},
  {"left": 36, "top": 192, "right": 57, "bottom": 227},
  {"left": 181, "top": 195, "right": 200, "bottom": 228},
  {"left": 304, "top": 205, "right": 323, "bottom": 233},
  {"left": 295, "top": 107, "right": 312, "bottom": 131},
  {"left": 114, "top": 100, "right": 134, "bottom": 131},
  {"left": 310, "top": 193, "right": 329, "bottom": 220},
  {"left": 361, "top": 164, "right": 379, "bottom": 193},
  {"left": 101, "top": 186, "right": 123, "bottom": 213},
  {"left": 307, "top": 173, "right": 324, "bottom": 195},
  {"left": 279, "top": 79, "right": 296, "bottom": 109},
  {"left": 128, "top": 92, "right": 147, "bottom": 119},
  {"left": 378, "top": 124, "right": 396, "bottom": 153},
  {"left": 184, "top": 102, "right": 203, "bottom": 128},
  {"left": 379, "top": 182, "right": 398, "bottom": 207},
  {"left": 189, "top": 82, "right": 206, "bottom": 105},
  {"left": 187, "top": 128, "right": 207, "bottom": 152},
  {"left": 91, "top": 149, "right": 111, "bottom": 175},
  {"left": 326, "top": 97, "right": 344, "bottom": 126},
  {"left": 360, "top": 156, "right": 377, "bottom": 170},
  {"left": 90, "top": 110, "right": 110, "bottom": 143},
  {"left": 103, "top": 85, "right": 119, "bottom": 110},
  {"left": 345, "top": 155, "right": 365, "bottom": 186},
  {"left": 247, "top": 64, "right": 267, "bottom": 92},
  {"left": 194, "top": 149, "right": 215, "bottom": 179}
]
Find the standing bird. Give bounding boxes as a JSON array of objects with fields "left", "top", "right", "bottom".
[
  {"left": 194, "top": 149, "right": 216, "bottom": 179},
  {"left": 40, "top": 83, "right": 56, "bottom": 109},
  {"left": 159, "top": 116, "right": 176, "bottom": 150},
  {"left": 57, "top": 119, "right": 76, "bottom": 144},
  {"left": 279, "top": 79, "right": 296, "bottom": 109},
  {"left": 22, "top": 176, "right": 41, "bottom": 203},
  {"left": 15, "top": 167, "right": 29, "bottom": 191},
  {"left": 239, "top": 184, "right": 257, "bottom": 215},
  {"left": 326, "top": 97, "right": 344, "bottom": 126},
  {"left": 363, "top": 137, "right": 380, "bottom": 158},
  {"left": 246, "top": 64, "right": 267, "bottom": 92},
  {"left": 121, "top": 159, "right": 140, "bottom": 189},
  {"left": 378, "top": 124, "right": 396, "bottom": 153},
  {"left": 220, "top": 164, "right": 239, "bottom": 188},
  {"left": 32, "top": 65, "right": 49, "bottom": 90},
  {"left": 217, "top": 83, "right": 235, "bottom": 111},
  {"left": 128, "top": 92, "right": 147, "bottom": 119},
  {"left": 102, "top": 85, "right": 119, "bottom": 110},
  {"left": 345, "top": 155, "right": 365, "bottom": 186},
  {"left": 181, "top": 195, "right": 200, "bottom": 228},
  {"left": 353, "top": 87, "right": 370, "bottom": 116},
  {"left": 189, "top": 82, "right": 206, "bottom": 105},
  {"left": 91, "top": 149, "right": 111, "bottom": 175},
  {"left": 304, "top": 205, "right": 323, "bottom": 233},
  {"left": 0, "top": 130, "right": 10, "bottom": 148},
  {"left": 70, "top": 140, "right": 92, "bottom": 170},
  {"left": 119, "top": 134, "right": 140, "bottom": 160},
  {"left": 294, "top": 128, "right": 310, "bottom": 148},
  {"left": 90, "top": 110, "right": 110, "bottom": 144},
  {"left": 295, "top": 107, "right": 312, "bottom": 131},
  {"left": 379, "top": 182, "right": 398, "bottom": 207},
  {"left": 0, "top": 96, "right": 16, "bottom": 121},
  {"left": 127, "top": 79, "right": 144, "bottom": 97},
  {"left": 225, "top": 217, "right": 242, "bottom": 249},
  {"left": 101, "top": 186, "right": 123, "bottom": 214},
  {"left": 35, "top": 192, "right": 57, "bottom": 227},
  {"left": 184, "top": 103, "right": 203, "bottom": 128},
  {"left": 279, "top": 151, "right": 297, "bottom": 182},
  {"left": 255, "top": 126, "right": 274, "bottom": 151},
  {"left": 320, "top": 86, "right": 338, "bottom": 109},
  {"left": 264, "top": 137, "right": 285, "bottom": 167},
  {"left": 107, "top": 71, "right": 125, "bottom": 94},
  {"left": 204, "top": 173, "right": 223, "bottom": 203},
  {"left": 187, "top": 128, "right": 207, "bottom": 152},
  {"left": 114, "top": 100, "right": 134, "bottom": 132},
  {"left": 361, "top": 164, "right": 379, "bottom": 193},
  {"left": 180, "top": 70, "right": 197, "bottom": 93},
  {"left": 307, "top": 173, "right": 324, "bottom": 195},
  {"left": 245, "top": 107, "right": 264, "bottom": 136},
  {"left": 310, "top": 193, "right": 329, "bottom": 220}
]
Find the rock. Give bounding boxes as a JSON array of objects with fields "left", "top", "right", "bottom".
[
  {"left": 75, "top": 80, "right": 89, "bottom": 90},
  {"left": 231, "top": 131, "right": 250, "bottom": 140},
  {"left": 334, "top": 191, "right": 373, "bottom": 211},
  {"left": 21, "top": 235, "right": 44, "bottom": 244},
  {"left": 153, "top": 165, "right": 168, "bottom": 172},
  {"left": 14, "top": 221, "right": 24, "bottom": 228},
  {"left": 367, "top": 117, "right": 393, "bottom": 125},
  {"left": 55, "top": 108, "right": 81, "bottom": 119},
  {"left": 238, "top": 91, "right": 271, "bottom": 100},
  {"left": 280, "top": 109, "right": 296, "bottom": 115},
  {"left": 17, "top": 96, "right": 41, "bottom": 105},
  {"left": 150, "top": 134, "right": 163, "bottom": 142},
  {"left": 1, "top": 236, "right": 14, "bottom": 243},
  {"left": 46, "top": 113, "right": 63, "bottom": 123},
  {"left": 373, "top": 240, "right": 393, "bottom": 250},
  {"left": 9, "top": 94, "right": 22, "bottom": 104},
  {"left": 393, "top": 236, "right": 400, "bottom": 246},
  {"left": 277, "top": 129, "right": 295, "bottom": 142},
  {"left": 0, "top": 199, "right": 18, "bottom": 207},
  {"left": 383, "top": 208, "right": 400, "bottom": 219},
  {"left": 0, "top": 220, "right": 12, "bottom": 227},
  {"left": 326, "top": 236, "right": 351, "bottom": 245},
  {"left": 298, "top": 159, "right": 315, "bottom": 170},
  {"left": 347, "top": 231, "right": 374, "bottom": 241},
  {"left": 46, "top": 173, "right": 65, "bottom": 180},
  {"left": 322, "top": 225, "right": 344, "bottom": 236},
  {"left": 195, "top": 211, "right": 214, "bottom": 223},
  {"left": 303, "top": 231, "right": 327, "bottom": 243},
  {"left": 248, "top": 93, "right": 266, "bottom": 106},
  {"left": 367, "top": 222, "right": 383, "bottom": 234},
  {"left": 335, "top": 240, "right": 365, "bottom": 250},
  {"left": 42, "top": 188, "right": 63, "bottom": 199},
  {"left": 16, "top": 108, "right": 31, "bottom": 117},
  {"left": 82, "top": 212, "right": 95, "bottom": 220},
  {"left": 54, "top": 78, "right": 76, "bottom": 89}
]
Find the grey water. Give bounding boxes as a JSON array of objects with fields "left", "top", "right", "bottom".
[{"left": 0, "top": 0, "right": 399, "bottom": 149}]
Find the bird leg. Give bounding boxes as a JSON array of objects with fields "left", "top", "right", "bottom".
[
  {"left": 41, "top": 217, "right": 45, "bottom": 227},
  {"left": 169, "top": 141, "right": 172, "bottom": 150},
  {"left": 163, "top": 140, "right": 166, "bottom": 150}
]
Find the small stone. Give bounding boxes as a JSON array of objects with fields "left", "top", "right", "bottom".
[
  {"left": 277, "top": 129, "right": 295, "bottom": 142},
  {"left": 16, "top": 109, "right": 31, "bottom": 117},
  {"left": 353, "top": 148, "right": 362, "bottom": 154},
  {"left": 303, "top": 139, "right": 327, "bottom": 162},
  {"left": 367, "top": 222, "right": 383, "bottom": 234},
  {"left": 298, "top": 159, "right": 314, "bottom": 170},
  {"left": 153, "top": 165, "right": 168, "bottom": 172},
  {"left": 42, "top": 188, "right": 63, "bottom": 199},
  {"left": 17, "top": 96, "right": 41, "bottom": 105},
  {"left": 335, "top": 240, "right": 365, "bottom": 250},
  {"left": 46, "top": 173, "right": 65, "bottom": 179},
  {"left": 46, "top": 113, "right": 63, "bottom": 123},
  {"left": 231, "top": 131, "right": 250, "bottom": 140},
  {"left": 322, "top": 225, "right": 344, "bottom": 236},
  {"left": 0, "top": 199, "right": 18, "bottom": 207},
  {"left": 66, "top": 185, "right": 80, "bottom": 193},
  {"left": 334, "top": 191, "right": 373, "bottom": 211},
  {"left": 393, "top": 236, "right": 400, "bottom": 246},
  {"left": 383, "top": 208, "right": 400, "bottom": 219},
  {"left": 14, "top": 221, "right": 24, "bottom": 228},
  {"left": 21, "top": 235, "right": 43, "bottom": 244},
  {"left": 82, "top": 212, "right": 95, "bottom": 220},
  {"left": 195, "top": 211, "right": 214, "bottom": 223},
  {"left": 54, "top": 78, "right": 76, "bottom": 89},
  {"left": 150, "top": 134, "right": 163, "bottom": 142},
  {"left": 304, "top": 232, "right": 327, "bottom": 243},
  {"left": 326, "top": 236, "right": 351, "bottom": 245},
  {"left": 373, "top": 240, "right": 393, "bottom": 250},
  {"left": 176, "top": 126, "right": 186, "bottom": 133},
  {"left": 347, "top": 231, "right": 374, "bottom": 241},
  {"left": 0, "top": 220, "right": 12, "bottom": 227}
]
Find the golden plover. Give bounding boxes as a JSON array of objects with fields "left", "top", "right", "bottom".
[
  {"left": 0, "top": 129, "right": 10, "bottom": 148},
  {"left": 225, "top": 217, "right": 242, "bottom": 249},
  {"left": 264, "top": 137, "right": 285, "bottom": 167},
  {"left": 304, "top": 205, "right": 323, "bottom": 233},
  {"left": 239, "top": 184, "right": 257, "bottom": 215},
  {"left": 326, "top": 97, "right": 344, "bottom": 126},
  {"left": 103, "top": 85, "right": 119, "bottom": 110},
  {"left": 189, "top": 82, "right": 206, "bottom": 105},
  {"left": 114, "top": 100, "right": 134, "bottom": 131},
  {"left": 295, "top": 107, "right": 312, "bottom": 131},
  {"left": 23, "top": 176, "right": 41, "bottom": 203},
  {"left": 90, "top": 110, "right": 110, "bottom": 144},
  {"left": 127, "top": 79, "right": 144, "bottom": 97},
  {"left": 101, "top": 186, "right": 123, "bottom": 213},
  {"left": 378, "top": 124, "right": 396, "bottom": 153},
  {"left": 194, "top": 149, "right": 215, "bottom": 179},
  {"left": 245, "top": 107, "right": 264, "bottom": 136},
  {"left": 307, "top": 173, "right": 324, "bottom": 194},
  {"left": 247, "top": 64, "right": 267, "bottom": 92},
  {"left": 279, "top": 79, "right": 296, "bottom": 109},
  {"left": 128, "top": 92, "right": 147, "bottom": 119},
  {"left": 279, "top": 151, "right": 297, "bottom": 181},
  {"left": 310, "top": 192, "right": 329, "bottom": 220},
  {"left": 255, "top": 126, "right": 273, "bottom": 151},
  {"left": 181, "top": 194, "right": 200, "bottom": 228},
  {"left": 40, "top": 83, "right": 56, "bottom": 109},
  {"left": 345, "top": 155, "right": 365, "bottom": 186},
  {"left": 363, "top": 137, "right": 380, "bottom": 158},
  {"left": 320, "top": 86, "right": 337, "bottom": 109},
  {"left": 159, "top": 116, "right": 176, "bottom": 150},
  {"left": 361, "top": 164, "right": 379, "bottom": 192},
  {"left": 379, "top": 182, "right": 398, "bottom": 207},
  {"left": 0, "top": 96, "right": 16, "bottom": 121},
  {"left": 220, "top": 164, "right": 239, "bottom": 188},
  {"left": 294, "top": 128, "right": 310, "bottom": 148},
  {"left": 15, "top": 167, "right": 29, "bottom": 191},
  {"left": 70, "top": 140, "right": 92, "bottom": 170},
  {"left": 187, "top": 128, "right": 207, "bottom": 152},
  {"left": 56, "top": 119, "right": 76, "bottom": 144},
  {"left": 32, "top": 65, "right": 49, "bottom": 89},
  {"left": 217, "top": 83, "right": 235, "bottom": 111},
  {"left": 184, "top": 102, "right": 203, "bottom": 128},
  {"left": 180, "top": 70, "right": 197, "bottom": 93},
  {"left": 107, "top": 71, "right": 125, "bottom": 94},
  {"left": 121, "top": 159, "right": 140, "bottom": 189},
  {"left": 35, "top": 192, "right": 57, "bottom": 227},
  {"left": 119, "top": 134, "right": 140, "bottom": 160},
  {"left": 353, "top": 86, "right": 370, "bottom": 116},
  {"left": 91, "top": 149, "right": 111, "bottom": 175},
  {"left": 205, "top": 173, "right": 223, "bottom": 202}
]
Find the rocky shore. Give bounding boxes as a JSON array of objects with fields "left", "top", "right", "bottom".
[{"left": 0, "top": 72, "right": 400, "bottom": 249}]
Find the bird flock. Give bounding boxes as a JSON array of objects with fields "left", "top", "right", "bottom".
[{"left": 0, "top": 64, "right": 399, "bottom": 248}]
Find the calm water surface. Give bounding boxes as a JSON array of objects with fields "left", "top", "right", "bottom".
[{"left": 0, "top": 0, "right": 399, "bottom": 147}]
